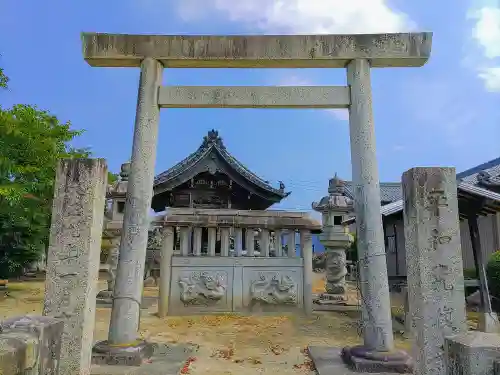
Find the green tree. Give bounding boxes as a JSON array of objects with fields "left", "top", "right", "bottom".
[
  {"left": 107, "top": 172, "right": 119, "bottom": 185},
  {"left": 0, "top": 101, "right": 89, "bottom": 278},
  {"left": 0, "top": 68, "right": 8, "bottom": 89}
]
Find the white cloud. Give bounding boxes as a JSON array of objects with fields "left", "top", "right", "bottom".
[
  {"left": 177, "top": 0, "right": 415, "bottom": 34},
  {"left": 468, "top": 3, "right": 500, "bottom": 91},
  {"left": 478, "top": 67, "right": 500, "bottom": 91}
]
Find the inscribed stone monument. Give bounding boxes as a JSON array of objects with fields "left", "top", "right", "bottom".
[
  {"left": 43, "top": 159, "right": 108, "bottom": 375},
  {"left": 402, "top": 167, "right": 468, "bottom": 375}
]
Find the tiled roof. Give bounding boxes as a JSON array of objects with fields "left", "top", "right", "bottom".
[
  {"left": 344, "top": 182, "right": 403, "bottom": 204},
  {"left": 456, "top": 156, "right": 500, "bottom": 184},
  {"left": 154, "top": 130, "right": 290, "bottom": 198}
]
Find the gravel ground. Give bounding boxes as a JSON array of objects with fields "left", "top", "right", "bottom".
[{"left": 0, "top": 274, "right": 412, "bottom": 375}]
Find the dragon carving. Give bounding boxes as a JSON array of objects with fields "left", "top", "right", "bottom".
[
  {"left": 178, "top": 272, "right": 227, "bottom": 306},
  {"left": 250, "top": 273, "right": 297, "bottom": 305}
]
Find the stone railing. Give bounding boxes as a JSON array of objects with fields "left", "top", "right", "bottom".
[
  {"left": 162, "top": 209, "right": 321, "bottom": 258},
  {"left": 158, "top": 208, "right": 321, "bottom": 317},
  {"left": 0, "top": 316, "right": 63, "bottom": 375}
]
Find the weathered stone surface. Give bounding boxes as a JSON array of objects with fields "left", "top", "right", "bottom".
[
  {"left": 82, "top": 33, "right": 432, "bottom": 68},
  {"left": 163, "top": 208, "right": 321, "bottom": 232},
  {"left": 325, "top": 250, "right": 348, "bottom": 294},
  {"left": 0, "top": 315, "right": 64, "bottom": 375},
  {"left": 402, "top": 167, "right": 468, "bottom": 375},
  {"left": 107, "top": 58, "right": 163, "bottom": 346},
  {"left": 309, "top": 346, "right": 411, "bottom": 375},
  {"left": 346, "top": 59, "right": 394, "bottom": 353},
  {"left": 158, "top": 86, "right": 350, "bottom": 108},
  {"left": 445, "top": 332, "right": 500, "bottom": 375},
  {"left": 43, "top": 159, "right": 108, "bottom": 375},
  {"left": 91, "top": 343, "right": 196, "bottom": 375}
]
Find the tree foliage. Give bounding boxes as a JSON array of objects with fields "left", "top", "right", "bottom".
[
  {"left": 487, "top": 251, "right": 500, "bottom": 299},
  {"left": 0, "top": 103, "right": 89, "bottom": 278},
  {"left": 0, "top": 67, "right": 8, "bottom": 89}
]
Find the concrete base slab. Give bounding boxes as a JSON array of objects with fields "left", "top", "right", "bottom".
[
  {"left": 308, "top": 347, "right": 410, "bottom": 375},
  {"left": 91, "top": 343, "right": 196, "bottom": 375},
  {"left": 341, "top": 346, "right": 412, "bottom": 373},
  {"left": 478, "top": 312, "right": 500, "bottom": 333}
]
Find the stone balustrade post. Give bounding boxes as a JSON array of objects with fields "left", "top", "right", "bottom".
[
  {"left": 261, "top": 229, "right": 270, "bottom": 257},
  {"left": 159, "top": 226, "right": 174, "bottom": 318},
  {"left": 192, "top": 227, "right": 202, "bottom": 256},
  {"left": 300, "top": 230, "right": 313, "bottom": 316},
  {"left": 245, "top": 228, "right": 255, "bottom": 256},
  {"left": 234, "top": 228, "right": 243, "bottom": 257},
  {"left": 287, "top": 230, "right": 296, "bottom": 257},
  {"left": 180, "top": 227, "right": 190, "bottom": 256},
  {"left": 220, "top": 227, "right": 230, "bottom": 256},
  {"left": 274, "top": 230, "right": 283, "bottom": 256},
  {"left": 207, "top": 228, "right": 217, "bottom": 256}
]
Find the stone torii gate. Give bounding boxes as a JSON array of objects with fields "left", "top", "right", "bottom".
[{"left": 82, "top": 32, "right": 432, "bottom": 370}]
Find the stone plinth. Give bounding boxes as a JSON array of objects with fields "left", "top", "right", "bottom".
[
  {"left": 445, "top": 332, "right": 500, "bottom": 375},
  {"left": 43, "top": 159, "right": 108, "bottom": 375},
  {"left": 402, "top": 167, "right": 468, "bottom": 375},
  {"left": 0, "top": 315, "right": 64, "bottom": 375}
]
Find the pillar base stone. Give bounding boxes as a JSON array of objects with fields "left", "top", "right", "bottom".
[
  {"left": 314, "top": 293, "right": 347, "bottom": 305},
  {"left": 92, "top": 339, "right": 154, "bottom": 366},
  {"left": 341, "top": 345, "right": 413, "bottom": 373}
]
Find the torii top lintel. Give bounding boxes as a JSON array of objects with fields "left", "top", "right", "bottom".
[{"left": 81, "top": 32, "right": 432, "bottom": 69}]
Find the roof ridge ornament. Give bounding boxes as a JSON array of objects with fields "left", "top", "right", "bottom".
[
  {"left": 200, "top": 129, "right": 225, "bottom": 150},
  {"left": 477, "top": 170, "right": 500, "bottom": 189}
]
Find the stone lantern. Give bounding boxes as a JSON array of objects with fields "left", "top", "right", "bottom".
[
  {"left": 312, "top": 174, "right": 353, "bottom": 303},
  {"left": 97, "top": 161, "right": 130, "bottom": 303}
]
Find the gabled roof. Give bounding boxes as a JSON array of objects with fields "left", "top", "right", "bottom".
[
  {"left": 153, "top": 130, "right": 290, "bottom": 199},
  {"left": 344, "top": 156, "right": 500, "bottom": 224},
  {"left": 456, "top": 156, "right": 500, "bottom": 185},
  {"left": 344, "top": 182, "right": 403, "bottom": 203}
]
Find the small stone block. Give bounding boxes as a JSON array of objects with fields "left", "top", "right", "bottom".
[
  {"left": 319, "top": 293, "right": 347, "bottom": 301},
  {"left": 92, "top": 340, "right": 154, "bottom": 366},
  {"left": 308, "top": 346, "right": 407, "bottom": 375},
  {"left": 445, "top": 332, "right": 500, "bottom": 375},
  {"left": 91, "top": 343, "right": 196, "bottom": 375},
  {"left": 341, "top": 346, "right": 413, "bottom": 373},
  {"left": 0, "top": 315, "right": 64, "bottom": 375}
]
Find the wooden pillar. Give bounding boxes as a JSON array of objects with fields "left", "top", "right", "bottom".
[{"left": 468, "top": 209, "right": 493, "bottom": 314}]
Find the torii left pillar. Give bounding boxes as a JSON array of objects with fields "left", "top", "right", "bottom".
[{"left": 92, "top": 57, "right": 163, "bottom": 365}]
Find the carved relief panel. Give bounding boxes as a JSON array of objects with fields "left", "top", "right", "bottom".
[
  {"left": 242, "top": 268, "right": 303, "bottom": 310},
  {"left": 169, "top": 267, "right": 233, "bottom": 314}
]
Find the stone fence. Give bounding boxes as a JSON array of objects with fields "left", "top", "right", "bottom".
[
  {"left": 0, "top": 316, "right": 63, "bottom": 375},
  {"left": 157, "top": 208, "right": 321, "bottom": 317}
]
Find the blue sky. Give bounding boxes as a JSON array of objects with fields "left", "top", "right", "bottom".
[{"left": 1, "top": 0, "right": 500, "bottom": 214}]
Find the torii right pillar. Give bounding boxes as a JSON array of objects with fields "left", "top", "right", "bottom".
[
  {"left": 341, "top": 45, "right": 432, "bottom": 372},
  {"left": 340, "top": 58, "right": 415, "bottom": 373}
]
